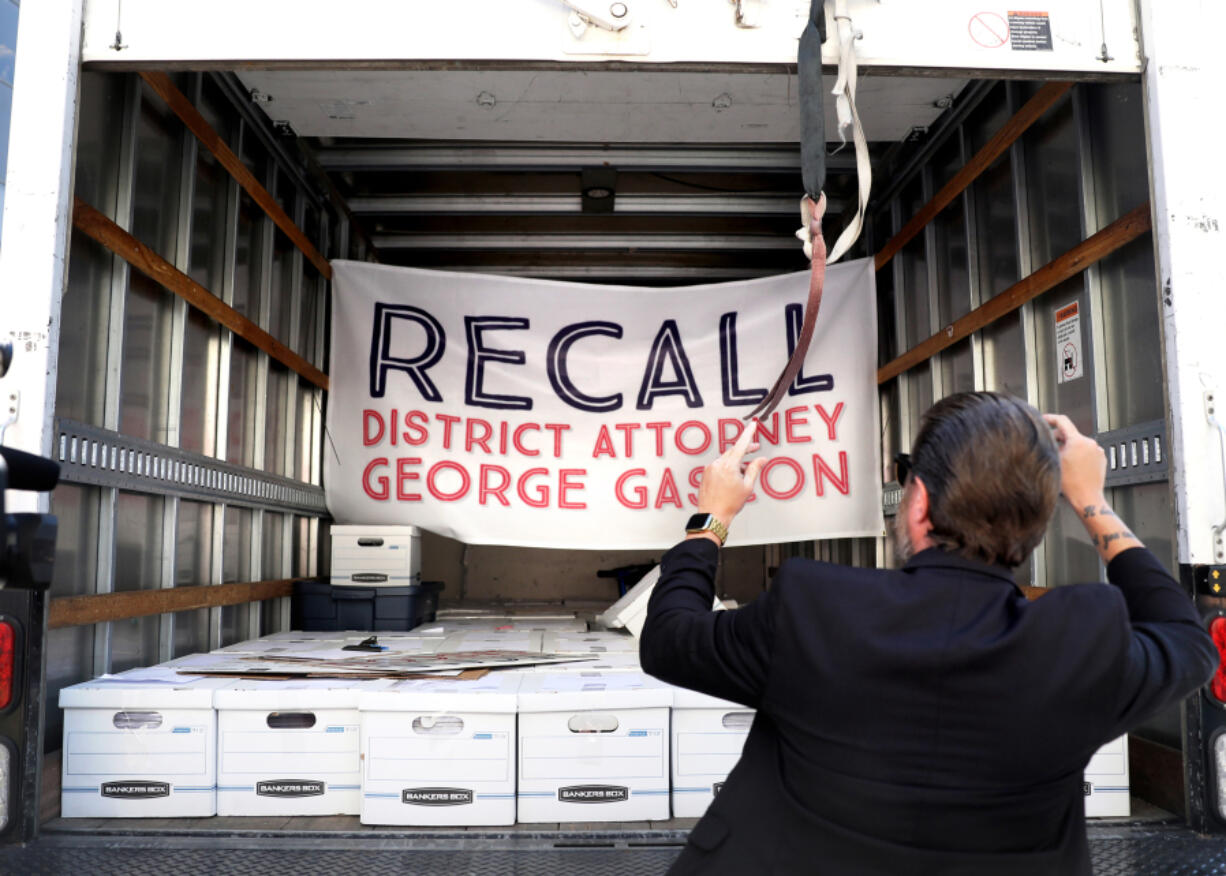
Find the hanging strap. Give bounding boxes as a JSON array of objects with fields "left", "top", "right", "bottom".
[
  {"left": 825, "top": 0, "right": 871, "bottom": 264},
  {"left": 798, "top": 0, "right": 828, "bottom": 201},
  {"left": 746, "top": 194, "right": 828, "bottom": 422},
  {"left": 746, "top": 0, "right": 828, "bottom": 423},
  {"left": 750, "top": 0, "right": 869, "bottom": 422}
]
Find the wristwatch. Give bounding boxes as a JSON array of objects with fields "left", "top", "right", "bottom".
[{"left": 685, "top": 513, "right": 729, "bottom": 546}]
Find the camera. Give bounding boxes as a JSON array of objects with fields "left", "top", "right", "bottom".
[{"left": 0, "top": 340, "right": 59, "bottom": 590}]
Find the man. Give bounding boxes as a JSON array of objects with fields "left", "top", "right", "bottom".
[{"left": 641, "top": 391, "right": 1217, "bottom": 875}]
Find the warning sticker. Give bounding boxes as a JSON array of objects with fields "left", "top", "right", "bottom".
[
  {"left": 1008, "top": 11, "right": 1053, "bottom": 51},
  {"left": 1055, "top": 301, "right": 1083, "bottom": 384}
]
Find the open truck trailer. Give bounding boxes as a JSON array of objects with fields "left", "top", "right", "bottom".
[{"left": 1, "top": 0, "right": 1225, "bottom": 871}]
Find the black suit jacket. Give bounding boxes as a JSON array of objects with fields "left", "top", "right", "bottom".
[{"left": 641, "top": 542, "right": 1217, "bottom": 875}]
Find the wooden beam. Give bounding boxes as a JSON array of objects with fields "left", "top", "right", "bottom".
[
  {"left": 140, "top": 71, "right": 333, "bottom": 280},
  {"left": 878, "top": 202, "right": 1152, "bottom": 384},
  {"left": 49, "top": 579, "right": 295, "bottom": 629},
  {"left": 73, "top": 197, "right": 330, "bottom": 391},
  {"left": 874, "top": 81, "right": 1073, "bottom": 272}
]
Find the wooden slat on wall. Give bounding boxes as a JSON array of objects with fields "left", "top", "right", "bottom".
[
  {"left": 140, "top": 71, "right": 333, "bottom": 280},
  {"left": 73, "top": 197, "right": 330, "bottom": 391},
  {"left": 49, "top": 579, "right": 295, "bottom": 629},
  {"left": 878, "top": 202, "right": 1152, "bottom": 384},
  {"left": 874, "top": 81, "right": 1073, "bottom": 272}
]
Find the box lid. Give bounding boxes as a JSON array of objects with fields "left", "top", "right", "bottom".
[
  {"left": 59, "top": 674, "right": 229, "bottom": 709},
  {"left": 330, "top": 525, "right": 419, "bottom": 536},
  {"left": 517, "top": 671, "right": 673, "bottom": 712},
  {"left": 541, "top": 632, "right": 638, "bottom": 653},
  {"left": 213, "top": 678, "right": 392, "bottom": 709},
  {"left": 594, "top": 565, "right": 660, "bottom": 630},
  {"left": 440, "top": 631, "right": 544, "bottom": 654},
  {"left": 669, "top": 686, "right": 753, "bottom": 710},
  {"left": 594, "top": 566, "right": 724, "bottom": 634},
  {"left": 359, "top": 673, "right": 523, "bottom": 712},
  {"left": 532, "top": 653, "right": 641, "bottom": 672}
]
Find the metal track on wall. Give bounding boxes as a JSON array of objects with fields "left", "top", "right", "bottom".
[
  {"left": 1100, "top": 419, "right": 1168, "bottom": 488},
  {"left": 53, "top": 418, "right": 328, "bottom": 516}
]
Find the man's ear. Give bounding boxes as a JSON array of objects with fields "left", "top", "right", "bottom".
[{"left": 907, "top": 476, "right": 935, "bottom": 543}]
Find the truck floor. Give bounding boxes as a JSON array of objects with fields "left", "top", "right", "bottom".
[{"left": 3, "top": 801, "right": 1226, "bottom": 874}]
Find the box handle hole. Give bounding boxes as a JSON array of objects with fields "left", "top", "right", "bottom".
[
  {"left": 267, "top": 712, "right": 317, "bottom": 729},
  {"left": 412, "top": 715, "right": 464, "bottom": 735},
  {"left": 568, "top": 713, "right": 619, "bottom": 733},
  {"left": 721, "top": 711, "right": 754, "bottom": 730},
  {"left": 113, "top": 711, "right": 162, "bottom": 730},
  {"left": 357, "top": 537, "right": 385, "bottom": 547}
]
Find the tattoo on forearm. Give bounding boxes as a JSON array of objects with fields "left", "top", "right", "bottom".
[
  {"left": 1083, "top": 504, "right": 1118, "bottom": 521},
  {"left": 1098, "top": 530, "right": 1139, "bottom": 549}
]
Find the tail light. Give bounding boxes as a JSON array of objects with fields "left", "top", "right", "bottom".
[
  {"left": 1210, "top": 617, "right": 1226, "bottom": 703},
  {"left": 0, "top": 621, "right": 13, "bottom": 710}
]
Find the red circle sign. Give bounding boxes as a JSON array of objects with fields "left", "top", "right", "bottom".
[{"left": 968, "top": 12, "right": 1009, "bottom": 49}]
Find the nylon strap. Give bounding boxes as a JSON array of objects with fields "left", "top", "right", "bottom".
[{"left": 745, "top": 195, "right": 828, "bottom": 422}]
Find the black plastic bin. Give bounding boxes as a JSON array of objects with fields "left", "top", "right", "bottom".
[
  {"left": 417, "top": 580, "right": 444, "bottom": 624},
  {"left": 292, "top": 579, "right": 424, "bottom": 632}
]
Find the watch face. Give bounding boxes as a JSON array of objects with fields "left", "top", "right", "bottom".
[{"left": 685, "top": 513, "right": 713, "bottom": 530}]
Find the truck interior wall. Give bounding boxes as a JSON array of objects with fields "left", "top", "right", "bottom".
[
  {"left": 45, "top": 69, "right": 334, "bottom": 754},
  {"left": 415, "top": 531, "right": 768, "bottom": 605}
]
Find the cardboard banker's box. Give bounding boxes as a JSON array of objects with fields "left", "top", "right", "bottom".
[{"left": 517, "top": 672, "right": 672, "bottom": 822}]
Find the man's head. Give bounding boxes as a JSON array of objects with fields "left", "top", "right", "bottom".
[{"left": 893, "top": 392, "right": 1060, "bottom": 567}]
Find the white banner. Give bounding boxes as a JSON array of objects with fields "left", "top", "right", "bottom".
[{"left": 325, "top": 260, "right": 882, "bottom": 549}]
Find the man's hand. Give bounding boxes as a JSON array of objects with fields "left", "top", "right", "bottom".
[
  {"left": 688, "top": 420, "right": 767, "bottom": 545},
  {"left": 1044, "top": 413, "right": 1106, "bottom": 508},
  {"left": 1044, "top": 413, "right": 1143, "bottom": 563}
]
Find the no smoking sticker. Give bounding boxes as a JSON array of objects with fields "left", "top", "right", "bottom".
[
  {"left": 1055, "top": 301, "right": 1084, "bottom": 384},
  {"left": 969, "top": 12, "right": 1009, "bottom": 48}
]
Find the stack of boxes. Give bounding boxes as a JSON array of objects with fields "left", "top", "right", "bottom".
[
  {"left": 57, "top": 526, "right": 1129, "bottom": 822},
  {"left": 57, "top": 623, "right": 1131, "bottom": 822}
]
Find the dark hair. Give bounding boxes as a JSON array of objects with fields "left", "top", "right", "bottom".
[{"left": 907, "top": 392, "right": 1059, "bottom": 568}]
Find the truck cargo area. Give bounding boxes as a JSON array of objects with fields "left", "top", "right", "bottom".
[{"left": 2, "top": 1, "right": 1226, "bottom": 871}]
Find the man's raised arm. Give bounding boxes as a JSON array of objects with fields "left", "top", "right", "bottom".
[
  {"left": 1045, "top": 413, "right": 1217, "bottom": 733},
  {"left": 640, "top": 422, "right": 776, "bottom": 708}
]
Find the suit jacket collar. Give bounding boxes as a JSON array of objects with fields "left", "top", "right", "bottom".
[{"left": 902, "top": 547, "right": 1019, "bottom": 587}]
